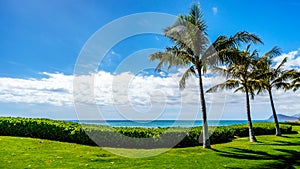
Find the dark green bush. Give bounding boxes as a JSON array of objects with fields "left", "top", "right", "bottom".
[
  {"left": 0, "top": 117, "right": 294, "bottom": 148},
  {"left": 280, "top": 122, "right": 300, "bottom": 126},
  {"left": 0, "top": 117, "right": 94, "bottom": 145}
]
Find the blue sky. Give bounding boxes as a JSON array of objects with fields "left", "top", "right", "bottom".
[{"left": 0, "top": 0, "right": 300, "bottom": 120}]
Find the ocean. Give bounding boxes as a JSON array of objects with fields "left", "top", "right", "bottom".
[{"left": 70, "top": 120, "right": 268, "bottom": 128}]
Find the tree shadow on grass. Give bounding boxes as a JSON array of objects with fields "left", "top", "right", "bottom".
[
  {"left": 280, "top": 136, "right": 294, "bottom": 138},
  {"left": 272, "top": 140, "right": 300, "bottom": 146},
  {"left": 212, "top": 147, "right": 300, "bottom": 169},
  {"left": 289, "top": 131, "right": 299, "bottom": 134},
  {"left": 280, "top": 135, "right": 300, "bottom": 138},
  {"left": 257, "top": 140, "right": 300, "bottom": 146}
]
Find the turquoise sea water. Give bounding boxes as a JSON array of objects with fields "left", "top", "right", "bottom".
[{"left": 70, "top": 120, "right": 268, "bottom": 128}]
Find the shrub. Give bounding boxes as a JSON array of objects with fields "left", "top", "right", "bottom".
[{"left": 0, "top": 117, "right": 294, "bottom": 148}]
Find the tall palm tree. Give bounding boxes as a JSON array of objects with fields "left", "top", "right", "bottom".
[
  {"left": 255, "top": 46, "right": 297, "bottom": 136},
  {"left": 207, "top": 45, "right": 260, "bottom": 142},
  {"left": 149, "top": 4, "right": 262, "bottom": 148}
]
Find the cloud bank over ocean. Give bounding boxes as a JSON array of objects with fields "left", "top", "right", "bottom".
[{"left": 0, "top": 50, "right": 299, "bottom": 120}]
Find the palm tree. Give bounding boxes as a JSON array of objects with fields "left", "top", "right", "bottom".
[
  {"left": 207, "top": 45, "right": 260, "bottom": 142},
  {"left": 149, "top": 4, "right": 262, "bottom": 148},
  {"left": 255, "top": 46, "right": 297, "bottom": 136}
]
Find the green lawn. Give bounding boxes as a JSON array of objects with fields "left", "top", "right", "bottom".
[{"left": 1, "top": 126, "right": 300, "bottom": 169}]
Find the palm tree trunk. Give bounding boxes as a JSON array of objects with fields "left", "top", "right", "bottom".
[
  {"left": 198, "top": 69, "right": 211, "bottom": 148},
  {"left": 268, "top": 89, "right": 281, "bottom": 136},
  {"left": 245, "top": 87, "right": 257, "bottom": 142}
]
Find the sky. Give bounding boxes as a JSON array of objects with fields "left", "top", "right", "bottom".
[{"left": 0, "top": 0, "right": 300, "bottom": 121}]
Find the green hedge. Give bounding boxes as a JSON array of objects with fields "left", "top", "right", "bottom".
[
  {"left": 280, "top": 122, "right": 300, "bottom": 126},
  {"left": 0, "top": 117, "right": 294, "bottom": 148},
  {"left": 0, "top": 117, "right": 93, "bottom": 145}
]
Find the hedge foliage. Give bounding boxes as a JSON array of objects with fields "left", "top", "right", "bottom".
[
  {"left": 0, "top": 117, "right": 294, "bottom": 148},
  {"left": 280, "top": 122, "right": 300, "bottom": 126}
]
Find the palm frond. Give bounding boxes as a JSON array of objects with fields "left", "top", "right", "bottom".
[
  {"left": 233, "top": 86, "right": 244, "bottom": 93},
  {"left": 206, "top": 79, "right": 239, "bottom": 93},
  {"left": 273, "top": 82, "right": 290, "bottom": 90},
  {"left": 149, "top": 52, "right": 173, "bottom": 70},
  {"left": 256, "top": 46, "right": 281, "bottom": 69},
  {"left": 210, "top": 66, "right": 227, "bottom": 77},
  {"left": 262, "top": 46, "right": 281, "bottom": 60},
  {"left": 251, "top": 46, "right": 293, "bottom": 95},
  {"left": 179, "top": 66, "right": 196, "bottom": 90},
  {"left": 231, "top": 31, "right": 263, "bottom": 45},
  {"left": 165, "top": 22, "right": 209, "bottom": 57},
  {"left": 185, "top": 3, "right": 207, "bottom": 34},
  {"left": 274, "top": 57, "right": 287, "bottom": 74},
  {"left": 164, "top": 3, "right": 209, "bottom": 58},
  {"left": 210, "top": 32, "right": 262, "bottom": 65},
  {"left": 249, "top": 89, "right": 255, "bottom": 100},
  {"left": 149, "top": 46, "right": 194, "bottom": 70},
  {"left": 291, "top": 72, "right": 300, "bottom": 91},
  {"left": 293, "top": 83, "right": 300, "bottom": 92},
  {"left": 271, "top": 69, "right": 297, "bottom": 89},
  {"left": 247, "top": 79, "right": 266, "bottom": 94}
]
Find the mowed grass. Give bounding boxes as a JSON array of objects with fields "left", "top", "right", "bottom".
[{"left": 1, "top": 126, "right": 300, "bottom": 169}]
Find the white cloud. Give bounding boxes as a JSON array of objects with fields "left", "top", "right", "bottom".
[
  {"left": 1, "top": 58, "right": 300, "bottom": 120},
  {"left": 212, "top": 7, "right": 218, "bottom": 15},
  {"left": 0, "top": 72, "right": 73, "bottom": 106},
  {"left": 273, "top": 49, "right": 300, "bottom": 70},
  {"left": 0, "top": 69, "right": 226, "bottom": 119}
]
